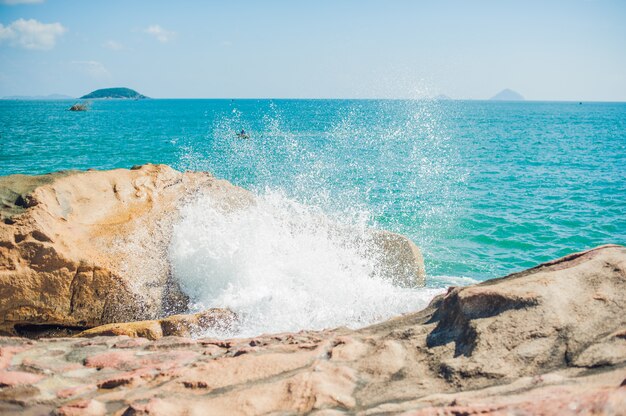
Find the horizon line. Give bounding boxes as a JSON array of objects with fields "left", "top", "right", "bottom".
[{"left": 2, "top": 96, "right": 626, "bottom": 103}]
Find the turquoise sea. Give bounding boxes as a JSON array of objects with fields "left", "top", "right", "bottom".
[{"left": 1, "top": 99, "right": 625, "bottom": 283}]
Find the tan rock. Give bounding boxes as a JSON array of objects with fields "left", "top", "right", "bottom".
[
  {"left": 78, "top": 319, "right": 164, "bottom": 340},
  {"left": 77, "top": 308, "right": 238, "bottom": 340},
  {"left": 0, "top": 164, "right": 251, "bottom": 335},
  {"left": 371, "top": 230, "right": 426, "bottom": 287},
  {"left": 56, "top": 399, "right": 106, "bottom": 416}
]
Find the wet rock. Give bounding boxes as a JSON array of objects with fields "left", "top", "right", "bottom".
[
  {"left": 0, "top": 370, "right": 44, "bottom": 387},
  {"left": 56, "top": 399, "right": 106, "bottom": 416},
  {"left": 371, "top": 230, "right": 426, "bottom": 287},
  {"left": 78, "top": 308, "right": 237, "bottom": 340}
]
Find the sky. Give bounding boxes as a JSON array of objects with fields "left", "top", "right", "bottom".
[{"left": 0, "top": 0, "right": 625, "bottom": 100}]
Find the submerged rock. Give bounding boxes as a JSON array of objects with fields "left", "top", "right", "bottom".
[
  {"left": 68, "top": 103, "right": 88, "bottom": 111},
  {"left": 0, "top": 245, "right": 623, "bottom": 415}
]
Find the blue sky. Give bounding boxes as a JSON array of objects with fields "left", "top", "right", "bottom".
[{"left": 0, "top": 0, "right": 625, "bottom": 100}]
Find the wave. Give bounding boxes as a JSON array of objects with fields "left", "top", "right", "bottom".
[
  {"left": 427, "top": 275, "right": 480, "bottom": 288},
  {"left": 168, "top": 189, "right": 446, "bottom": 338}
]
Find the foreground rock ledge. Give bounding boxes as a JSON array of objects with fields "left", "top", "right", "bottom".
[
  {"left": 0, "top": 164, "right": 425, "bottom": 336},
  {"left": 0, "top": 245, "right": 624, "bottom": 415},
  {"left": 0, "top": 164, "right": 240, "bottom": 335}
]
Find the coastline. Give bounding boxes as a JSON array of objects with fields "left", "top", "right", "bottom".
[{"left": 0, "top": 165, "right": 624, "bottom": 414}]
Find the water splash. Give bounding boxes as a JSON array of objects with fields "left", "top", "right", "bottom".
[
  {"left": 170, "top": 99, "right": 468, "bottom": 336},
  {"left": 169, "top": 189, "right": 444, "bottom": 338}
]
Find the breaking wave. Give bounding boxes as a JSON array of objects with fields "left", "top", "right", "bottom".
[
  {"left": 168, "top": 98, "right": 471, "bottom": 337},
  {"left": 168, "top": 189, "right": 445, "bottom": 338}
]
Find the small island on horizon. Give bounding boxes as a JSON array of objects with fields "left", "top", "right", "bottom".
[
  {"left": 490, "top": 88, "right": 525, "bottom": 101},
  {"left": 80, "top": 87, "right": 148, "bottom": 100}
]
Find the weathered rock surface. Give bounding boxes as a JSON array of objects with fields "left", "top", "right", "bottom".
[
  {"left": 77, "top": 308, "right": 238, "bottom": 340},
  {"left": 0, "top": 245, "right": 623, "bottom": 415},
  {"left": 0, "top": 164, "right": 252, "bottom": 335},
  {"left": 371, "top": 230, "right": 425, "bottom": 287}
]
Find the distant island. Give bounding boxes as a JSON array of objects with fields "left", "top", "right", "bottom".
[
  {"left": 490, "top": 89, "right": 524, "bottom": 101},
  {"left": 80, "top": 88, "right": 148, "bottom": 100}
]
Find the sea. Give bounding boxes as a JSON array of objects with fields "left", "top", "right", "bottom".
[{"left": 1, "top": 99, "right": 625, "bottom": 336}]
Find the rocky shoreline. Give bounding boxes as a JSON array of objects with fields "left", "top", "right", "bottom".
[
  {"left": 0, "top": 166, "right": 624, "bottom": 415},
  {"left": 0, "top": 164, "right": 425, "bottom": 338}
]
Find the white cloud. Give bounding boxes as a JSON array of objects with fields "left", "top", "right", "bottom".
[
  {"left": 144, "top": 24, "right": 175, "bottom": 43},
  {"left": 0, "top": 18, "right": 66, "bottom": 50},
  {"left": 0, "top": 0, "right": 45, "bottom": 5},
  {"left": 71, "top": 60, "right": 111, "bottom": 80},
  {"left": 103, "top": 40, "right": 124, "bottom": 51}
]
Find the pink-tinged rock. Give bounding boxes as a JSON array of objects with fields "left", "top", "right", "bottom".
[
  {"left": 228, "top": 346, "right": 259, "bottom": 357},
  {"left": 122, "top": 398, "right": 183, "bottom": 415},
  {"left": 198, "top": 339, "right": 232, "bottom": 349},
  {"left": 403, "top": 405, "right": 502, "bottom": 415},
  {"left": 0, "top": 370, "right": 43, "bottom": 387},
  {"left": 74, "top": 339, "right": 112, "bottom": 348},
  {"left": 202, "top": 344, "right": 225, "bottom": 357},
  {"left": 143, "top": 336, "right": 197, "bottom": 350},
  {"left": 403, "top": 386, "right": 626, "bottom": 416},
  {"left": 56, "top": 383, "right": 97, "bottom": 399},
  {"left": 56, "top": 399, "right": 106, "bottom": 416},
  {"left": 113, "top": 337, "right": 151, "bottom": 349},
  {"left": 0, "top": 346, "right": 26, "bottom": 369},
  {"left": 97, "top": 368, "right": 153, "bottom": 389},
  {"left": 85, "top": 349, "right": 198, "bottom": 373},
  {"left": 136, "top": 350, "right": 199, "bottom": 370},
  {"left": 21, "top": 356, "right": 83, "bottom": 373},
  {"left": 83, "top": 350, "right": 136, "bottom": 370}
]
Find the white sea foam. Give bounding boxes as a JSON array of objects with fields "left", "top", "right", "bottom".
[
  {"left": 427, "top": 275, "right": 480, "bottom": 288},
  {"left": 168, "top": 189, "right": 446, "bottom": 338}
]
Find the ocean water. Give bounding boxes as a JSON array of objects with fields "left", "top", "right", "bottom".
[{"left": 1, "top": 99, "right": 625, "bottom": 335}]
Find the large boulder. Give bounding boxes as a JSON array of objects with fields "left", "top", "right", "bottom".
[{"left": 0, "top": 164, "right": 252, "bottom": 335}]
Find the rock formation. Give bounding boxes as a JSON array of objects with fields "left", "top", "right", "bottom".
[
  {"left": 0, "top": 164, "right": 252, "bottom": 335},
  {"left": 77, "top": 308, "right": 238, "bottom": 340},
  {"left": 0, "top": 245, "right": 623, "bottom": 415},
  {"left": 68, "top": 103, "right": 88, "bottom": 111},
  {"left": 370, "top": 230, "right": 425, "bottom": 287},
  {"left": 0, "top": 165, "right": 425, "bottom": 336}
]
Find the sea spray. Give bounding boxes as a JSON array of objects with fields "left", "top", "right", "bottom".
[
  {"left": 169, "top": 189, "right": 444, "bottom": 338},
  {"left": 175, "top": 99, "right": 467, "bottom": 276}
]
